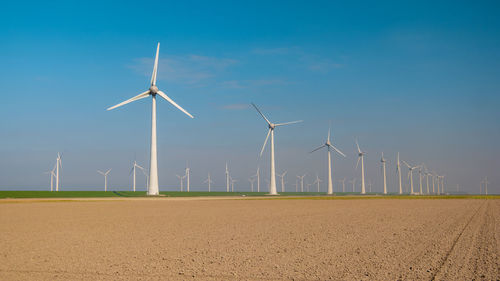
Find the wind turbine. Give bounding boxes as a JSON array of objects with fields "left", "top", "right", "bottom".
[
  {"left": 106, "top": 43, "right": 194, "bottom": 196},
  {"left": 176, "top": 174, "right": 185, "bottom": 191},
  {"left": 338, "top": 178, "right": 346, "bottom": 193},
  {"left": 396, "top": 152, "right": 402, "bottom": 194},
  {"left": 402, "top": 161, "right": 419, "bottom": 194},
  {"left": 432, "top": 172, "right": 437, "bottom": 194},
  {"left": 423, "top": 165, "right": 430, "bottom": 194},
  {"left": 142, "top": 168, "right": 149, "bottom": 190},
  {"left": 313, "top": 173, "right": 322, "bottom": 192},
  {"left": 97, "top": 169, "right": 112, "bottom": 192},
  {"left": 225, "top": 162, "right": 230, "bottom": 192},
  {"left": 252, "top": 103, "right": 302, "bottom": 195},
  {"left": 418, "top": 166, "right": 424, "bottom": 195},
  {"left": 355, "top": 140, "right": 367, "bottom": 194},
  {"left": 367, "top": 179, "right": 372, "bottom": 193},
  {"left": 481, "top": 177, "right": 489, "bottom": 195},
  {"left": 310, "top": 127, "right": 346, "bottom": 194},
  {"left": 440, "top": 175, "right": 445, "bottom": 194},
  {"left": 230, "top": 177, "right": 237, "bottom": 192},
  {"left": 204, "top": 173, "right": 213, "bottom": 192},
  {"left": 277, "top": 171, "right": 287, "bottom": 192},
  {"left": 55, "top": 153, "right": 62, "bottom": 192},
  {"left": 253, "top": 166, "right": 260, "bottom": 192},
  {"left": 249, "top": 177, "right": 256, "bottom": 192},
  {"left": 130, "top": 161, "right": 144, "bottom": 192},
  {"left": 380, "top": 152, "right": 387, "bottom": 194},
  {"left": 297, "top": 174, "right": 306, "bottom": 192},
  {"left": 44, "top": 164, "right": 56, "bottom": 192},
  {"left": 349, "top": 178, "right": 356, "bottom": 192},
  {"left": 185, "top": 163, "right": 190, "bottom": 192}
]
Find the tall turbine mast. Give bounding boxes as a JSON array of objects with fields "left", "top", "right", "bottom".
[
  {"left": 381, "top": 152, "right": 387, "bottom": 194},
  {"left": 252, "top": 103, "right": 302, "bottom": 195},
  {"left": 310, "top": 126, "right": 346, "bottom": 194},
  {"left": 297, "top": 174, "right": 306, "bottom": 192},
  {"left": 107, "top": 43, "right": 194, "bottom": 196},
  {"left": 225, "top": 162, "right": 230, "bottom": 192},
  {"left": 97, "top": 169, "right": 112, "bottom": 192},
  {"left": 185, "top": 162, "right": 190, "bottom": 192},
  {"left": 402, "top": 161, "right": 420, "bottom": 195},
  {"left": 204, "top": 173, "right": 213, "bottom": 192},
  {"left": 55, "top": 153, "right": 62, "bottom": 192},
  {"left": 355, "top": 140, "right": 366, "bottom": 194},
  {"left": 277, "top": 171, "right": 287, "bottom": 192},
  {"left": 396, "top": 152, "right": 402, "bottom": 194}
]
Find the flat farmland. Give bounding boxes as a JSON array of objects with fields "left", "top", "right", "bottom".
[{"left": 0, "top": 198, "right": 498, "bottom": 280}]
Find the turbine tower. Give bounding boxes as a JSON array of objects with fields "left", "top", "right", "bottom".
[
  {"left": 355, "top": 140, "right": 367, "bottom": 194},
  {"left": 277, "top": 171, "right": 287, "bottom": 192},
  {"left": 418, "top": 166, "right": 423, "bottom": 195},
  {"left": 481, "top": 177, "right": 489, "bottom": 195},
  {"left": 107, "top": 43, "right": 194, "bottom": 196},
  {"left": 381, "top": 152, "right": 387, "bottom": 194},
  {"left": 339, "top": 178, "right": 346, "bottom": 192},
  {"left": 313, "top": 173, "right": 322, "bottom": 192},
  {"left": 176, "top": 174, "right": 185, "bottom": 191},
  {"left": 297, "top": 174, "right": 306, "bottom": 192},
  {"left": 349, "top": 178, "right": 356, "bottom": 192},
  {"left": 396, "top": 152, "right": 402, "bottom": 194},
  {"left": 204, "top": 173, "right": 213, "bottom": 192},
  {"left": 310, "top": 127, "right": 346, "bottom": 194},
  {"left": 97, "top": 169, "right": 112, "bottom": 192},
  {"left": 230, "top": 177, "right": 237, "bottom": 192},
  {"left": 130, "top": 161, "right": 144, "bottom": 192},
  {"left": 225, "top": 162, "right": 230, "bottom": 192},
  {"left": 249, "top": 177, "right": 256, "bottom": 192},
  {"left": 402, "top": 161, "right": 420, "bottom": 194},
  {"left": 254, "top": 166, "right": 260, "bottom": 192},
  {"left": 185, "top": 163, "right": 190, "bottom": 192},
  {"left": 252, "top": 103, "right": 302, "bottom": 195},
  {"left": 44, "top": 164, "right": 56, "bottom": 192},
  {"left": 55, "top": 153, "right": 62, "bottom": 192}
]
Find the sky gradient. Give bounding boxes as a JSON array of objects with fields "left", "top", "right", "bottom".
[{"left": 1, "top": 1, "right": 499, "bottom": 193}]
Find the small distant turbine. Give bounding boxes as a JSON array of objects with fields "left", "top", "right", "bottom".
[
  {"left": 380, "top": 152, "right": 387, "bottom": 194},
  {"left": 185, "top": 163, "right": 190, "bottom": 192},
  {"left": 130, "top": 161, "right": 145, "bottom": 192},
  {"left": 252, "top": 103, "right": 302, "bottom": 195},
  {"left": 230, "top": 177, "right": 237, "bottom": 192},
  {"left": 225, "top": 162, "right": 230, "bottom": 192},
  {"left": 176, "top": 174, "right": 186, "bottom": 191},
  {"left": 97, "top": 169, "right": 112, "bottom": 192},
  {"left": 349, "top": 178, "right": 357, "bottom": 192},
  {"left": 107, "top": 43, "right": 194, "bottom": 196},
  {"left": 204, "top": 173, "right": 213, "bottom": 192},
  {"left": 402, "top": 161, "right": 420, "bottom": 194},
  {"left": 297, "top": 174, "right": 306, "bottom": 192},
  {"left": 248, "top": 177, "right": 256, "bottom": 192},
  {"left": 480, "top": 177, "right": 489, "bottom": 195},
  {"left": 44, "top": 164, "right": 56, "bottom": 192},
  {"left": 338, "top": 178, "right": 346, "bottom": 193},
  {"left": 310, "top": 126, "right": 346, "bottom": 194},
  {"left": 418, "top": 166, "right": 424, "bottom": 195},
  {"left": 313, "top": 173, "right": 322, "bottom": 192},
  {"left": 55, "top": 153, "right": 62, "bottom": 192},
  {"left": 355, "top": 139, "right": 367, "bottom": 194},
  {"left": 396, "top": 153, "right": 403, "bottom": 194},
  {"left": 253, "top": 166, "right": 260, "bottom": 192},
  {"left": 277, "top": 171, "right": 287, "bottom": 192}
]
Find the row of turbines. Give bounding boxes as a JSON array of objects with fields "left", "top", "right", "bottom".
[{"left": 43, "top": 43, "right": 491, "bottom": 195}]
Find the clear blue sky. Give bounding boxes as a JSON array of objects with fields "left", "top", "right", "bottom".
[{"left": 1, "top": 1, "right": 499, "bottom": 193}]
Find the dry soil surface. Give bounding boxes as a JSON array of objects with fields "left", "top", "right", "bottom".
[{"left": 0, "top": 198, "right": 498, "bottom": 280}]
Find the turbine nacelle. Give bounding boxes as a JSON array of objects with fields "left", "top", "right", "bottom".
[
  {"left": 268, "top": 123, "right": 276, "bottom": 130},
  {"left": 149, "top": 86, "right": 159, "bottom": 94}
]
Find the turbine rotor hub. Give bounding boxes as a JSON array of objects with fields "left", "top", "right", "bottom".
[
  {"left": 149, "top": 86, "right": 159, "bottom": 94},
  {"left": 269, "top": 123, "right": 276, "bottom": 129}
]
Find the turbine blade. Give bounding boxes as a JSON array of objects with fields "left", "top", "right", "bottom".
[
  {"left": 157, "top": 90, "right": 194, "bottom": 118},
  {"left": 107, "top": 90, "right": 150, "bottom": 111},
  {"left": 151, "top": 42, "right": 160, "bottom": 86},
  {"left": 260, "top": 129, "right": 271, "bottom": 157},
  {"left": 356, "top": 156, "right": 361, "bottom": 170},
  {"left": 329, "top": 144, "right": 346, "bottom": 157},
  {"left": 251, "top": 103, "right": 271, "bottom": 125},
  {"left": 310, "top": 144, "right": 326, "bottom": 153},
  {"left": 97, "top": 170, "right": 104, "bottom": 175},
  {"left": 275, "top": 120, "right": 303, "bottom": 126},
  {"left": 136, "top": 164, "right": 144, "bottom": 170},
  {"left": 355, "top": 139, "right": 361, "bottom": 154},
  {"left": 402, "top": 160, "right": 411, "bottom": 168}
]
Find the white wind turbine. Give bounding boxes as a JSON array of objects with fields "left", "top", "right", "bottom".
[
  {"left": 254, "top": 166, "right": 260, "bottom": 192},
  {"left": 230, "top": 177, "right": 237, "bottom": 192},
  {"left": 402, "top": 161, "right": 420, "bottom": 194},
  {"left": 107, "top": 43, "right": 194, "bottom": 196},
  {"left": 481, "top": 177, "right": 489, "bottom": 195},
  {"left": 97, "top": 169, "right": 112, "bottom": 192},
  {"left": 380, "top": 152, "right": 387, "bottom": 194},
  {"left": 338, "top": 178, "right": 346, "bottom": 193},
  {"left": 313, "top": 173, "right": 322, "bottom": 192},
  {"left": 349, "top": 178, "right": 356, "bottom": 192},
  {"left": 176, "top": 174, "right": 186, "bottom": 191},
  {"left": 277, "top": 171, "right": 287, "bottom": 192},
  {"left": 310, "top": 127, "right": 346, "bottom": 194},
  {"left": 130, "top": 160, "right": 145, "bottom": 192},
  {"left": 225, "top": 162, "right": 230, "bottom": 192},
  {"left": 185, "top": 163, "right": 190, "bottom": 192},
  {"left": 396, "top": 152, "right": 402, "bottom": 194},
  {"left": 249, "top": 177, "right": 256, "bottom": 192},
  {"left": 44, "top": 164, "right": 56, "bottom": 192},
  {"left": 252, "top": 103, "right": 302, "bottom": 195},
  {"left": 204, "top": 173, "right": 213, "bottom": 192},
  {"left": 55, "top": 153, "right": 62, "bottom": 192},
  {"left": 355, "top": 140, "right": 367, "bottom": 194},
  {"left": 418, "top": 166, "right": 424, "bottom": 195},
  {"left": 297, "top": 174, "right": 306, "bottom": 192}
]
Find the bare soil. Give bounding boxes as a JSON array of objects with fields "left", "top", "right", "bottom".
[{"left": 0, "top": 198, "right": 498, "bottom": 280}]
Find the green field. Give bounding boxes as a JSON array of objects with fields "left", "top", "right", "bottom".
[{"left": 0, "top": 190, "right": 498, "bottom": 199}]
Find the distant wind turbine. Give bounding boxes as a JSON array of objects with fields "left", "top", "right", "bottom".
[
  {"left": 310, "top": 126, "right": 346, "bottom": 194},
  {"left": 225, "top": 162, "right": 230, "bottom": 192},
  {"left": 349, "top": 178, "right": 356, "bottom": 192},
  {"left": 338, "top": 178, "right": 346, "bottom": 193},
  {"left": 355, "top": 140, "right": 367, "bottom": 194},
  {"left": 97, "top": 169, "right": 112, "bottom": 192},
  {"left": 106, "top": 43, "right": 194, "bottom": 196},
  {"left": 185, "top": 163, "right": 190, "bottom": 192},
  {"left": 313, "top": 173, "right": 322, "bottom": 192},
  {"left": 55, "top": 153, "right": 62, "bottom": 192},
  {"left": 277, "top": 171, "right": 287, "bottom": 192},
  {"left": 44, "top": 164, "right": 56, "bottom": 192},
  {"left": 402, "top": 161, "right": 420, "bottom": 194},
  {"left": 297, "top": 174, "right": 306, "bottom": 192},
  {"left": 249, "top": 177, "right": 256, "bottom": 192},
  {"left": 380, "top": 152, "right": 387, "bottom": 194},
  {"left": 396, "top": 152, "right": 402, "bottom": 194},
  {"left": 480, "top": 177, "right": 489, "bottom": 195},
  {"left": 253, "top": 166, "right": 260, "bottom": 192},
  {"left": 418, "top": 166, "right": 424, "bottom": 195},
  {"left": 230, "top": 177, "right": 237, "bottom": 192},
  {"left": 204, "top": 173, "right": 213, "bottom": 192},
  {"left": 130, "top": 161, "right": 144, "bottom": 192},
  {"left": 252, "top": 103, "right": 302, "bottom": 195},
  {"left": 176, "top": 174, "right": 185, "bottom": 191}
]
